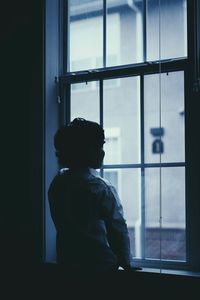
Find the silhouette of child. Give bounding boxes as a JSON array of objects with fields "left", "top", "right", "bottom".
[{"left": 48, "top": 118, "right": 137, "bottom": 276}]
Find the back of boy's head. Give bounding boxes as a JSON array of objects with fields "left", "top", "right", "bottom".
[{"left": 54, "top": 118, "right": 105, "bottom": 168}]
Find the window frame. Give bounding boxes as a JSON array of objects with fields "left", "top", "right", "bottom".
[
  {"left": 44, "top": 0, "right": 200, "bottom": 272},
  {"left": 60, "top": 0, "right": 188, "bottom": 270}
]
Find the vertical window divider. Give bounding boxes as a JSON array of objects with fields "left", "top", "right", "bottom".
[
  {"left": 103, "top": 0, "right": 107, "bottom": 67},
  {"left": 59, "top": 0, "right": 64, "bottom": 75},
  {"left": 100, "top": 79, "right": 104, "bottom": 177},
  {"left": 66, "top": 83, "right": 71, "bottom": 124},
  {"left": 193, "top": 0, "right": 200, "bottom": 92},
  {"left": 65, "top": 0, "right": 70, "bottom": 72},
  {"left": 184, "top": 68, "right": 190, "bottom": 265},
  {"left": 140, "top": 74, "right": 146, "bottom": 260},
  {"left": 158, "top": 0, "right": 163, "bottom": 271},
  {"left": 59, "top": 81, "right": 70, "bottom": 125},
  {"left": 143, "top": 0, "right": 147, "bottom": 62},
  {"left": 61, "top": 0, "right": 70, "bottom": 125}
]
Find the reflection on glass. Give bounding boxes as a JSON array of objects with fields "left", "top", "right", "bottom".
[
  {"left": 145, "top": 167, "right": 186, "bottom": 261},
  {"left": 69, "top": 0, "right": 103, "bottom": 71},
  {"left": 71, "top": 81, "right": 99, "bottom": 123},
  {"left": 147, "top": 0, "right": 187, "bottom": 61},
  {"left": 104, "top": 76, "right": 140, "bottom": 164},
  {"left": 107, "top": 0, "right": 143, "bottom": 66},
  {"left": 103, "top": 168, "right": 141, "bottom": 258},
  {"left": 144, "top": 71, "right": 185, "bottom": 163}
]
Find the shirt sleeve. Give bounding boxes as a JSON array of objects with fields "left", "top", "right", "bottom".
[{"left": 100, "top": 183, "right": 132, "bottom": 269}]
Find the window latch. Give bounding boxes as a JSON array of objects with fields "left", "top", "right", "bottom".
[
  {"left": 88, "top": 69, "right": 99, "bottom": 74},
  {"left": 55, "top": 76, "right": 61, "bottom": 104}
]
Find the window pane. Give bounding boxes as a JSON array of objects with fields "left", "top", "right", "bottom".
[
  {"left": 145, "top": 167, "right": 186, "bottom": 261},
  {"left": 71, "top": 81, "right": 99, "bottom": 123},
  {"left": 144, "top": 71, "right": 185, "bottom": 163},
  {"left": 104, "top": 128, "right": 121, "bottom": 165},
  {"left": 147, "top": 0, "right": 187, "bottom": 61},
  {"left": 103, "top": 76, "right": 140, "bottom": 164},
  {"left": 69, "top": 0, "right": 103, "bottom": 71},
  {"left": 107, "top": 0, "right": 143, "bottom": 66},
  {"left": 103, "top": 168, "right": 141, "bottom": 258}
]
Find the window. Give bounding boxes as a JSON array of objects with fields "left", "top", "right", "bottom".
[{"left": 44, "top": 0, "right": 200, "bottom": 272}]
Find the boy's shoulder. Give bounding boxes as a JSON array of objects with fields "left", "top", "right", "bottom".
[
  {"left": 90, "top": 172, "right": 118, "bottom": 197},
  {"left": 50, "top": 168, "right": 116, "bottom": 194}
]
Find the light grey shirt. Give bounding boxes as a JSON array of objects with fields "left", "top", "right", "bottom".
[{"left": 48, "top": 168, "right": 132, "bottom": 272}]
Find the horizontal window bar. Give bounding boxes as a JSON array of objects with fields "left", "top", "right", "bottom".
[
  {"left": 103, "top": 162, "right": 186, "bottom": 169},
  {"left": 59, "top": 58, "right": 188, "bottom": 84}
]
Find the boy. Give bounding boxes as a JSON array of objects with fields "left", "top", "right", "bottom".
[{"left": 48, "top": 118, "right": 138, "bottom": 275}]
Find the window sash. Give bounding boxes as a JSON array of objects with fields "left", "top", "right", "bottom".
[
  {"left": 65, "top": 0, "right": 188, "bottom": 72},
  {"left": 60, "top": 58, "right": 188, "bottom": 84},
  {"left": 58, "top": 65, "right": 187, "bottom": 269}
]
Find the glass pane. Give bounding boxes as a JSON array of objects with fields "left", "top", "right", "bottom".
[
  {"left": 103, "top": 168, "right": 141, "bottom": 258},
  {"left": 103, "top": 76, "right": 140, "bottom": 164},
  {"left": 145, "top": 167, "right": 186, "bottom": 261},
  {"left": 71, "top": 81, "right": 99, "bottom": 123},
  {"left": 107, "top": 0, "right": 143, "bottom": 66},
  {"left": 147, "top": 0, "right": 187, "bottom": 61},
  {"left": 144, "top": 71, "right": 185, "bottom": 163},
  {"left": 69, "top": 0, "right": 103, "bottom": 71}
]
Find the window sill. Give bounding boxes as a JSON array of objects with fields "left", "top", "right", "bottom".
[
  {"left": 132, "top": 267, "right": 200, "bottom": 277},
  {"left": 46, "top": 262, "right": 200, "bottom": 278},
  {"left": 118, "top": 266, "right": 200, "bottom": 278}
]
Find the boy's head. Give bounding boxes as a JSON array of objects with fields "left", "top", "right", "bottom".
[{"left": 54, "top": 118, "right": 105, "bottom": 169}]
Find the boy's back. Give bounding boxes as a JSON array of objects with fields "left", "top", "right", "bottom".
[{"left": 48, "top": 168, "right": 131, "bottom": 274}]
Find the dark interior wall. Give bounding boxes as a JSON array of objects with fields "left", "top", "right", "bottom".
[{"left": 0, "top": 0, "right": 43, "bottom": 268}]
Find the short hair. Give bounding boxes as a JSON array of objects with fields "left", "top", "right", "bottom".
[{"left": 54, "top": 118, "right": 105, "bottom": 168}]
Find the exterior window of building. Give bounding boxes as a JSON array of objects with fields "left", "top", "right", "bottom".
[{"left": 44, "top": 0, "right": 200, "bottom": 271}]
